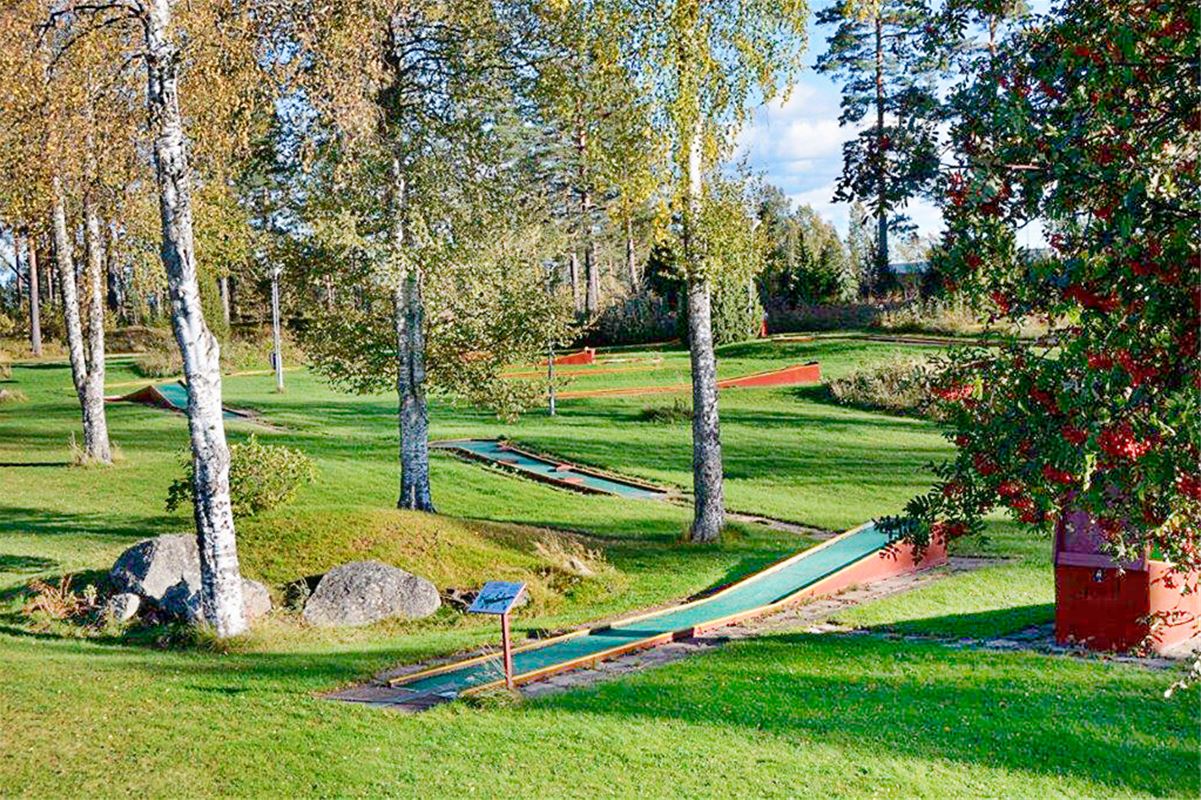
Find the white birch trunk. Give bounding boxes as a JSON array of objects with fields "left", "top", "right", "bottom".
[
  {"left": 81, "top": 191, "right": 111, "bottom": 463},
  {"left": 569, "top": 250, "right": 581, "bottom": 314},
  {"left": 25, "top": 233, "right": 42, "bottom": 356},
  {"left": 218, "top": 275, "right": 231, "bottom": 327},
  {"left": 270, "top": 267, "right": 284, "bottom": 392},
  {"left": 390, "top": 164, "right": 434, "bottom": 512},
  {"left": 144, "top": 0, "right": 245, "bottom": 637},
  {"left": 683, "top": 114, "right": 724, "bottom": 543},
  {"left": 51, "top": 177, "right": 111, "bottom": 464}
]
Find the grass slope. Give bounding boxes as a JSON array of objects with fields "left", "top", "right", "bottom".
[{"left": 0, "top": 338, "right": 1194, "bottom": 798}]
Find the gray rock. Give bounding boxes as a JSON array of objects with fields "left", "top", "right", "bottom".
[
  {"left": 105, "top": 592, "right": 141, "bottom": 622},
  {"left": 302, "top": 560, "right": 440, "bottom": 627},
  {"left": 109, "top": 534, "right": 271, "bottom": 623},
  {"left": 565, "top": 556, "right": 595, "bottom": 577},
  {"left": 110, "top": 534, "right": 199, "bottom": 604},
  {"left": 242, "top": 579, "right": 273, "bottom": 620}
]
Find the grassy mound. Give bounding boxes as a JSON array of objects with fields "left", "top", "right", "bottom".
[{"left": 237, "top": 508, "right": 622, "bottom": 616}]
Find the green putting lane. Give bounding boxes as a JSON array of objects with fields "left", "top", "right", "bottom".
[
  {"left": 152, "top": 382, "right": 244, "bottom": 421},
  {"left": 394, "top": 523, "right": 892, "bottom": 698},
  {"left": 435, "top": 439, "right": 666, "bottom": 500}
]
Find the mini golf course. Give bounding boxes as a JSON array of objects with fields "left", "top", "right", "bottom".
[
  {"left": 556, "top": 361, "right": 822, "bottom": 399},
  {"left": 107, "top": 381, "right": 254, "bottom": 421},
  {"left": 433, "top": 438, "right": 668, "bottom": 499},
  {"left": 389, "top": 521, "right": 945, "bottom": 701}
]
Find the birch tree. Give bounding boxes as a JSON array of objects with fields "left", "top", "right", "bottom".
[
  {"left": 286, "top": 0, "right": 573, "bottom": 511},
  {"left": 624, "top": 0, "right": 808, "bottom": 542},
  {"left": 32, "top": 0, "right": 269, "bottom": 636}
]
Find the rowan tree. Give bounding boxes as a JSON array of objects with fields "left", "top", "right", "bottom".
[{"left": 890, "top": 1, "right": 1199, "bottom": 588}]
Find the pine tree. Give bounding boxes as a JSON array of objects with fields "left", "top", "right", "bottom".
[{"left": 817, "top": 0, "right": 941, "bottom": 292}]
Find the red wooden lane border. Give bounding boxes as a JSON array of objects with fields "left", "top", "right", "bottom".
[{"left": 556, "top": 361, "right": 822, "bottom": 400}]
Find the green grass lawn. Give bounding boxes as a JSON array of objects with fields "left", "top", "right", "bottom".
[{"left": 0, "top": 338, "right": 1195, "bottom": 798}]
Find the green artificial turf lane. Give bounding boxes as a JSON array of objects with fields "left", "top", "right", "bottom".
[{"left": 400, "top": 523, "right": 891, "bottom": 695}]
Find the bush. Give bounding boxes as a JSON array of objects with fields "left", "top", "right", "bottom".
[
  {"left": 875, "top": 297, "right": 981, "bottom": 337},
  {"left": 586, "top": 294, "right": 678, "bottom": 347},
  {"left": 108, "top": 326, "right": 173, "bottom": 354},
  {"left": 166, "top": 435, "right": 316, "bottom": 518},
  {"left": 828, "top": 357, "right": 940, "bottom": 419},
  {"left": 132, "top": 346, "right": 183, "bottom": 378},
  {"left": 764, "top": 301, "right": 880, "bottom": 333},
  {"left": 0, "top": 348, "right": 11, "bottom": 380}
]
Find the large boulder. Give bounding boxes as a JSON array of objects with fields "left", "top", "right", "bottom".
[
  {"left": 108, "top": 534, "right": 272, "bottom": 622},
  {"left": 302, "top": 560, "right": 440, "bottom": 628}
]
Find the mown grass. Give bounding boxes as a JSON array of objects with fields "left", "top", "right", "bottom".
[{"left": 0, "top": 338, "right": 1195, "bottom": 798}]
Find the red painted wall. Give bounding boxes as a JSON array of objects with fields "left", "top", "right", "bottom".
[
  {"left": 718, "top": 362, "right": 822, "bottom": 389},
  {"left": 554, "top": 348, "right": 595, "bottom": 366},
  {"left": 1055, "top": 562, "right": 1200, "bottom": 652}
]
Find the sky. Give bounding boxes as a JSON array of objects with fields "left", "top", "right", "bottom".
[{"left": 740, "top": 1, "right": 1052, "bottom": 248}]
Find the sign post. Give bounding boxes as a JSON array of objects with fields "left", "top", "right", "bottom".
[{"left": 467, "top": 581, "right": 527, "bottom": 691}]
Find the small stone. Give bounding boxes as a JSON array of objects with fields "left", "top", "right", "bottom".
[
  {"left": 105, "top": 592, "right": 141, "bottom": 622},
  {"left": 242, "top": 579, "right": 272, "bottom": 620}
]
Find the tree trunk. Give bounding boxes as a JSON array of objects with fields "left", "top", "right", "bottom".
[
  {"left": 686, "top": 279, "right": 724, "bottom": 542},
  {"left": 874, "top": 15, "right": 889, "bottom": 293},
  {"left": 81, "top": 190, "right": 112, "bottom": 463},
  {"left": 683, "top": 114, "right": 724, "bottom": 543},
  {"left": 390, "top": 164, "right": 435, "bottom": 512},
  {"left": 583, "top": 191, "right": 599, "bottom": 317},
  {"left": 217, "top": 275, "right": 231, "bottom": 327},
  {"left": 323, "top": 273, "right": 335, "bottom": 312},
  {"left": 25, "top": 233, "right": 42, "bottom": 356},
  {"left": 144, "top": 0, "right": 245, "bottom": 638},
  {"left": 270, "top": 268, "right": 284, "bottom": 392},
  {"left": 625, "top": 215, "right": 638, "bottom": 289},
  {"left": 105, "top": 225, "right": 122, "bottom": 316},
  {"left": 569, "top": 250, "right": 581, "bottom": 314},
  {"left": 51, "top": 177, "right": 111, "bottom": 464}
]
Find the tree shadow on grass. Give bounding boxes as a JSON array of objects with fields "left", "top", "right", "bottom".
[
  {"left": 541, "top": 633, "right": 1196, "bottom": 798},
  {"left": 0, "top": 506, "right": 179, "bottom": 540},
  {"left": 0, "top": 554, "right": 59, "bottom": 573},
  {"left": 844, "top": 603, "right": 1056, "bottom": 640}
]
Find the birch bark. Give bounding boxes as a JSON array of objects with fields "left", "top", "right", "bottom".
[{"left": 144, "top": 0, "right": 245, "bottom": 637}]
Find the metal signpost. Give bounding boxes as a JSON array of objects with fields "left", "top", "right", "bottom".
[{"left": 467, "top": 581, "right": 527, "bottom": 690}]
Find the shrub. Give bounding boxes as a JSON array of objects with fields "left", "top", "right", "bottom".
[
  {"left": 133, "top": 345, "right": 183, "bottom": 378},
  {"left": 828, "top": 357, "right": 941, "bottom": 419},
  {"left": 639, "top": 398, "right": 692, "bottom": 424},
  {"left": 875, "top": 297, "right": 981, "bottom": 337},
  {"left": 764, "top": 300, "right": 880, "bottom": 333},
  {"left": 166, "top": 434, "right": 316, "bottom": 517},
  {"left": 586, "top": 294, "right": 678, "bottom": 347},
  {"left": 0, "top": 348, "right": 11, "bottom": 379},
  {"left": 108, "top": 325, "right": 173, "bottom": 354}
]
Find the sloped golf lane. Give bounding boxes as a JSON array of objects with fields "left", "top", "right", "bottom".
[{"left": 392, "top": 522, "right": 939, "bottom": 699}]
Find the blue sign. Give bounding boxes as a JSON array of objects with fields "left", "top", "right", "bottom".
[{"left": 468, "top": 581, "right": 526, "bottom": 615}]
